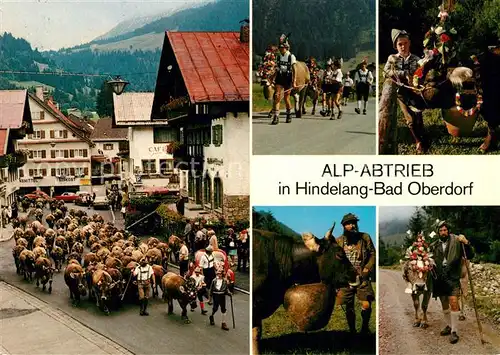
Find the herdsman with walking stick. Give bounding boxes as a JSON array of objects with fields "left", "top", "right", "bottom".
[
  {"left": 430, "top": 221, "right": 474, "bottom": 344},
  {"left": 209, "top": 268, "right": 233, "bottom": 331},
  {"left": 133, "top": 257, "right": 155, "bottom": 316},
  {"left": 271, "top": 33, "right": 297, "bottom": 125}
]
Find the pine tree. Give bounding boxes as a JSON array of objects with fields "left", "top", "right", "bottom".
[
  {"left": 95, "top": 81, "right": 114, "bottom": 117},
  {"left": 405, "top": 207, "right": 426, "bottom": 248}
]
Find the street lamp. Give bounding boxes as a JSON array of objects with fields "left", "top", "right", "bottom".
[{"left": 107, "top": 76, "right": 129, "bottom": 95}]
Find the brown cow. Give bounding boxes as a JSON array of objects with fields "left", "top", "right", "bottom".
[
  {"left": 92, "top": 269, "right": 118, "bottom": 315},
  {"left": 19, "top": 249, "right": 36, "bottom": 281},
  {"left": 12, "top": 244, "right": 26, "bottom": 274},
  {"left": 146, "top": 248, "right": 162, "bottom": 266},
  {"left": 51, "top": 246, "right": 65, "bottom": 272},
  {"left": 64, "top": 262, "right": 87, "bottom": 306},
  {"left": 402, "top": 258, "right": 434, "bottom": 328},
  {"left": 152, "top": 264, "right": 167, "bottom": 297},
  {"left": 34, "top": 257, "right": 54, "bottom": 293},
  {"left": 161, "top": 272, "right": 198, "bottom": 323}
]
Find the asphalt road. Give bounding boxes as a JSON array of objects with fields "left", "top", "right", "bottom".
[
  {"left": 0, "top": 203, "right": 249, "bottom": 355},
  {"left": 252, "top": 99, "right": 376, "bottom": 155},
  {"left": 379, "top": 269, "right": 500, "bottom": 355}
]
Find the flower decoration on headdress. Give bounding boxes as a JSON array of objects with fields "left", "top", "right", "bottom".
[
  {"left": 279, "top": 33, "right": 290, "bottom": 48},
  {"left": 404, "top": 232, "right": 434, "bottom": 273}
]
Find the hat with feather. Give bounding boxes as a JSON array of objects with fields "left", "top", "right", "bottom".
[{"left": 279, "top": 33, "right": 291, "bottom": 49}]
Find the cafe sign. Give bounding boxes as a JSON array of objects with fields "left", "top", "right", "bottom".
[{"left": 148, "top": 145, "right": 169, "bottom": 157}]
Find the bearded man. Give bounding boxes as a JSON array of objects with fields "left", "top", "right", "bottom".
[
  {"left": 335, "top": 213, "right": 376, "bottom": 333},
  {"left": 430, "top": 221, "right": 474, "bottom": 344}
]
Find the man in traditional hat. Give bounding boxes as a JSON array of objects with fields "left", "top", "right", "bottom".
[
  {"left": 271, "top": 34, "right": 297, "bottom": 125},
  {"left": 335, "top": 213, "right": 376, "bottom": 333},
  {"left": 133, "top": 257, "right": 155, "bottom": 316},
  {"left": 430, "top": 221, "right": 474, "bottom": 344},
  {"left": 383, "top": 29, "right": 426, "bottom": 153},
  {"left": 209, "top": 268, "right": 232, "bottom": 331},
  {"left": 354, "top": 60, "right": 374, "bottom": 115}
]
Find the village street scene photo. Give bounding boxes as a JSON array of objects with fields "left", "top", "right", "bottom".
[
  {"left": 378, "top": 0, "right": 500, "bottom": 155},
  {"left": 252, "top": 0, "right": 376, "bottom": 155},
  {"left": 252, "top": 206, "right": 376, "bottom": 354},
  {"left": 379, "top": 206, "right": 500, "bottom": 354},
  {"left": 0, "top": 0, "right": 250, "bottom": 354}
]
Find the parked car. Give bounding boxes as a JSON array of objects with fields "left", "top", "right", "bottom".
[
  {"left": 24, "top": 190, "right": 51, "bottom": 200},
  {"left": 93, "top": 196, "right": 109, "bottom": 210},
  {"left": 75, "top": 192, "right": 92, "bottom": 206},
  {"left": 55, "top": 192, "right": 79, "bottom": 202}
]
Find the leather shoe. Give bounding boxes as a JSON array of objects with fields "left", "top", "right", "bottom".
[
  {"left": 440, "top": 325, "right": 451, "bottom": 336},
  {"left": 449, "top": 331, "right": 459, "bottom": 344}
]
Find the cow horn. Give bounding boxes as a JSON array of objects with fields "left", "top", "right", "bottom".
[
  {"left": 179, "top": 285, "right": 185, "bottom": 294},
  {"left": 70, "top": 272, "right": 77, "bottom": 279}
]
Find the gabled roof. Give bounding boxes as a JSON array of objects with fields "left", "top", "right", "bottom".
[
  {"left": 28, "top": 93, "right": 94, "bottom": 146},
  {"left": 0, "top": 90, "right": 32, "bottom": 130},
  {"left": 0, "top": 129, "right": 8, "bottom": 156},
  {"left": 91, "top": 117, "right": 127, "bottom": 141},
  {"left": 114, "top": 92, "right": 167, "bottom": 126},
  {"left": 166, "top": 31, "right": 249, "bottom": 103}
]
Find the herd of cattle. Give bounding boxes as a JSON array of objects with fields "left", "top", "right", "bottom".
[{"left": 10, "top": 200, "right": 200, "bottom": 321}]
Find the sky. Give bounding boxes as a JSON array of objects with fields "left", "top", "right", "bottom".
[
  {"left": 0, "top": 0, "right": 214, "bottom": 51},
  {"left": 254, "top": 206, "right": 377, "bottom": 246},
  {"left": 379, "top": 206, "right": 418, "bottom": 222}
]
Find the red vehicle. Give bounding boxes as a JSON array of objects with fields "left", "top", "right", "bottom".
[
  {"left": 24, "top": 190, "right": 51, "bottom": 200},
  {"left": 54, "top": 192, "right": 79, "bottom": 202}
]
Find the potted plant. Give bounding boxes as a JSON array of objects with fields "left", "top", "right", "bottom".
[{"left": 167, "top": 141, "right": 182, "bottom": 154}]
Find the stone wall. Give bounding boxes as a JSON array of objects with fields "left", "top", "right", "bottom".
[{"left": 222, "top": 194, "right": 250, "bottom": 223}]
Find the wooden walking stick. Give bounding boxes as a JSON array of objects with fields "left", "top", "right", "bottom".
[
  {"left": 120, "top": 272, "right": 134, "bottom": 301},
  {"left": 230, "top": 294, "right": 235, "bottom": 329},
  {"left": 461, "top": 243, "right": 486, "bottom": 345}
]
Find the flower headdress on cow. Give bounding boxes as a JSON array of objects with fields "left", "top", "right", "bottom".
[
  {"left": 413, "top": 4, "right": 458, "bottom": 87},
  {"left": 258, "top": 44, "right": 278, "bottom": 79},
  {"left": 404, "top": 231, "right": 435, "bottom": 273}
]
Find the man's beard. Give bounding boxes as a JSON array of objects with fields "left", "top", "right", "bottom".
[{"left": 439, "top": 234, "right": 449, "bottom": 241}]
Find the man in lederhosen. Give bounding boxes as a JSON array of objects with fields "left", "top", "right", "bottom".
[
  {"left": 133, "top": 257, "right": 155, "bottom": 316},
  {"left": 271, "top": 34, "right": 297, "bottom": 125},
  {"left": 200, "top": 245, "right": 216, "bottom": 303},
  {"left": 335, "top": 213, "right": 376, "bottom": 333},
  {"left": 430, "top": 221, "right": 474, "bottom": 344},
  {"left": 354, "top": 60, "right": 374, "bottom": 115},
  {"left": 209, "top": 268, "right": 232, "bottom": 331}
]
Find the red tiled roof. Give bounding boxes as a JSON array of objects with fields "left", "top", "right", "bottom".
[
  {"left": 167, "top": 31, "right": 249, "bottom": 103},
  {"left": 91, "top": 117, "right": 127, "bottom": 140},
  {"left": 0, "top": 90, "right": 28, "bottom": 129},
  {"left": 0, "top": 129, "right": 8, "bottom": 156}
]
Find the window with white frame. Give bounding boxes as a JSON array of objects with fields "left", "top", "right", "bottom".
[
  {"left": 56, "top": 168, "right": 69, "bottom": 176},
  {"left": 142, "top": 160, "right": 156, "bottom": 174},
  {"left": 75, "top": 167, "right": 85, "bottom": 176},
  {"left": 31, "top": 150, "right": 46, "bottom": 159},
  {"left": 32, "top": 111, "right": 45, "bottom": 120},
  {"left": 103, "top": 143, "right": 114, "bottom": 150},
  {"left": 28, "top": 168, "right": 47, "bottom": 177},
  {"left": 159, "top": 159, "right": 174, "bottom": 175}
]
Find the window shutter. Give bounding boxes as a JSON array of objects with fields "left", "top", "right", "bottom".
[
  {"left": 41, "top": 130, "right": 45, "bottom": 139},
  {"left": 28, "top": 150, "right": 33, "bottom": 159},
  {"left": 51, "top": 150, "right": 55, "bottom": 159},
  {"left": 64, "top": 150, "right": 69, "bottom": 158},
  {"left": 42, "top": 169, "right": 47, "bottom": 176},
  {"left": 42, "top": 150, "right": 46, "bottom": 159},
  {"left": 51, "top": 168, "right": 56, "bottom": 176},
  {"left": 84, "top": 167, "right": 89, "bottom": 175},
  {"left": 19, "top": 169, "right": 24, "bottom": 178},
  {"left": 83, "top": 149, "right": 88, "bottom": 157},
  {"left": 29, "top": 169, "right": 33, "bottom": 176},
  {"left": 70, "top": 149, "right": 74, "bottom": 158},
  {"left": 70, "top": 168, "right": 75, "bottom": 176},
  {"left": 50, "top": 130, "right": 54, "bottom": 138},
  {"left": 63, "top": 130, "right": 68, "bottom": 138},
  {"left": 40, "top": 111, "right": 45, "bottom": 120}
]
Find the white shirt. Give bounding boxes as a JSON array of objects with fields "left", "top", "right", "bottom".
[
  {"left": 215, "top": 278, "right": 223, "bottom": 290},
  {"left": 191, "top": 273, "right": 205, "bottom": 288},
  {"left": 199, "top": 253, "right": 214, "bottom": 269},
  {"left": 179, "top": 245, "right": 189, "bottom": 261},
  {"left": 343, "top": 77, "right": 354, "bottom": 87},
  {"left": 195, "top": 230, "right": 205, "bottom": 242},
  {"left": 277, "top": 51, "right": 297, "bottom": 72},
  {"left": 134, "top": 265, "right": 154, "bottom": 281},
  {"left": 355, "top": 69, "right": 374, "bottom": 84}
]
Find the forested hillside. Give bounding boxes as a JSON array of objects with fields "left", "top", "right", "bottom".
[
  {"left": 252, "top": 208, "right": 301, "bottom": 240},
  {"left": 0, "top": 0, "right": 249, "bottom": 113},
  {"left": 379, "top": 0, "right": 500, "bottom": 62},
  {"left": 380, "top": 206, "right": 500, "bottom": 266},
  {"left": 252, "top": 0, "right": 375, "bottom": 64}
]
